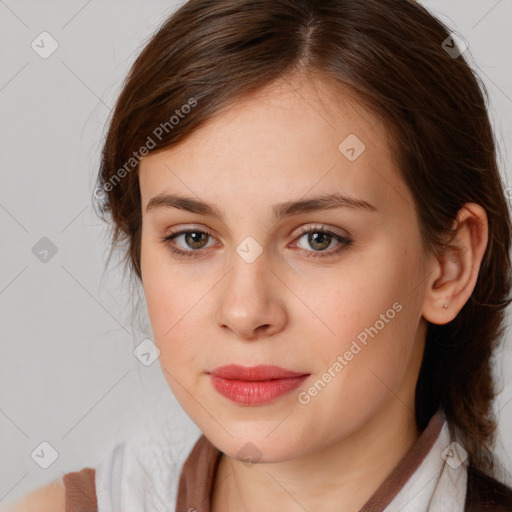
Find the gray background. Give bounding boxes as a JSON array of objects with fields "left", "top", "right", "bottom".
[{"left": 1, "top": 0, "right": 511, "bottom": 506}]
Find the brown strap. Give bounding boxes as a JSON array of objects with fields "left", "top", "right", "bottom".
[
  {"left": 464, "top": 463, "right": 512, "bottom": 511},
  {"left": 360, "top": 412, "right": 445, "bottom": 511},
  {"left": 175, "top": 435, "right": 223, "bottom": 512},
  {"left": 62, "top": 467, "right": 98, "bottom": 512}
]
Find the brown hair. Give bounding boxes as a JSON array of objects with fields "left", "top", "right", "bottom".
[{"left": 95, "top": 0, "right": 512, "bottom": 477}]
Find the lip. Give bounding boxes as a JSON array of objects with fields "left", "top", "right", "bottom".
[{"left": 208, "top": 365, "right": 310, "bottom": 405}]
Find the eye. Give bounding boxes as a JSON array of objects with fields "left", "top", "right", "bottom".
[
  {"left": 160, "top": 227, "right": 218, "bottom": 259},
  {"left": 292, "top": 224, "right": 353, "bottom": 259}
]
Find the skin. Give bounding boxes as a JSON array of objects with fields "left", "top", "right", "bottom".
[
  {"left": 4, "top": 478, "right": 65, "bottom": 512},
  {"left": 138, "top": 71, "right": 488, "bottom": 512}
]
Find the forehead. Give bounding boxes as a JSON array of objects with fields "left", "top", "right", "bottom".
[{"left": 138, "top": 73, "right": 410, "bottom": 219}]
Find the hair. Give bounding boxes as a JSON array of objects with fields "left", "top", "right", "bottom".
[{"left": 95, "top": 0, "right": 512, "bottom": 478}]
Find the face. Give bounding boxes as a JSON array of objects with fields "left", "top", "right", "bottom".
[{"left": 138, "top": 72, "right": 431, "bottom": 463}]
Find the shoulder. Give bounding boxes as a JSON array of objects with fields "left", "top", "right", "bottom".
[
  {"left": 465, "top": 464, "right": 512, "bottom": 512},
  {"left": 4, "top": 477, "right": 66, "bottom": 512}
]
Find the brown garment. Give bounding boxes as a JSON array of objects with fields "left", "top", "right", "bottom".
[
  {"left": 63, "top": 413, "right": 512, "bottom": 511},
  {"left": 62, "top": 467, "right": 97, "bottom": 512}
]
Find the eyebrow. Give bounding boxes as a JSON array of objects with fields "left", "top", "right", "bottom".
[{"left": 145, "top": 192, "right": 377, "bottom": 220}]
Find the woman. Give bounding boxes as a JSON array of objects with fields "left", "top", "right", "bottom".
[{"left": 8, "top": 0, "right": 512, "bottom": 510}]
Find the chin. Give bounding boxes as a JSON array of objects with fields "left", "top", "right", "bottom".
[{"left": 207, "top": 425, "right": 309, "bottom": 464}]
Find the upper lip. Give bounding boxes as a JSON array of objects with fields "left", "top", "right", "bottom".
[{"left": 208, "top": 364, "right": 309, "bottom": 381}]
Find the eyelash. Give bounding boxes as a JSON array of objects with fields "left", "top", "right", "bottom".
[{"left": 160, "top": 224, "right": 353, "bottom": 260}]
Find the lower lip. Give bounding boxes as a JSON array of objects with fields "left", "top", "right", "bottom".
[{"left": 209, "top": 374, "right": 309, "bottom": 405}]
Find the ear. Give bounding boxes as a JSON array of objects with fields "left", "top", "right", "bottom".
[{"left": 422, "top": 203, "right": 488, "bottom": 325}]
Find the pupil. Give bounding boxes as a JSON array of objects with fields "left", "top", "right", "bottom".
[
  {"left": 187, "top": 232, "right": 207, "bottom": 248},
  {"left": 309, "top": 232, "right": 330, "bottom": 250}
]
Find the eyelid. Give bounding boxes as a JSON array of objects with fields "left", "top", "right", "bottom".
[
  {"left": 165, "top": 223, "right": 217, "bottom": 238},
  {"left": 292, "top": 223, "right": 349, "bottom": 239}
]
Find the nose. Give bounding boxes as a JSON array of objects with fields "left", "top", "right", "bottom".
[{"left": 215, "top": 254, "right": 288, "bottom": 341}]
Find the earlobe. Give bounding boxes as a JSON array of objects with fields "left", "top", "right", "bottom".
[{"left": 422, "top": 203, "right": 488, "bottom": 325}]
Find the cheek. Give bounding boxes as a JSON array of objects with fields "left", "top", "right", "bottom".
[
  {"left": 313, "top": 242, "right": 423, "bottom": 379},
  {"left": 141, "top": 232, "right": 189, "bottom": 325},
  {"left": 143, "top": 270, "right": 206, "bottom": 406},
  {"left": 307, "top": 256, "right": 401, "bottom": 339},
  {"left": 141, "top": 238, "right": 195, "bottom": 357},
  {"left": 144, "top": 277, "right": 200, "bottom": 359}
]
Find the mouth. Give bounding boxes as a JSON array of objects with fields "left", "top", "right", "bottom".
[{"left": 207, "top": 364, "right": 310, "bottom": 406}]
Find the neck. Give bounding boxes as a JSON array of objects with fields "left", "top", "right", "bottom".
[{"left": 212, "top": 400, "right": 421, "bottom": 512}]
